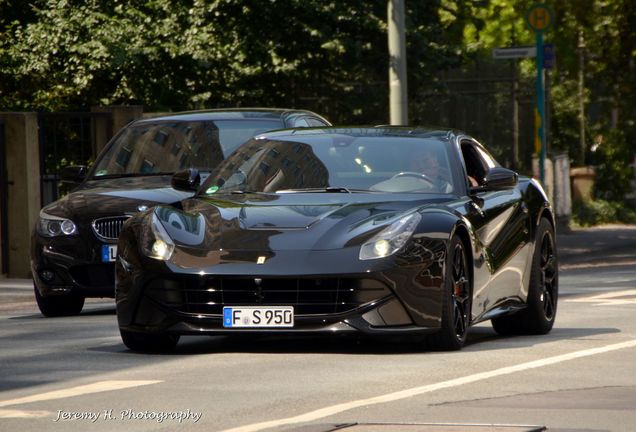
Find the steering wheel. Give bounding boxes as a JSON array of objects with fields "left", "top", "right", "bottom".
[{"left": 391, "top": 171, "right": 435, "bottom": 185}]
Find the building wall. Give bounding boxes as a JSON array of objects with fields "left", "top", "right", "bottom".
[
  {"left": 1, "top": 113, "right": 40, "bottom": 278},
  {"left": 0, "top": 119, "right": 6, "bottom": 276},
  {"left": 0, "top": 107, "right": 143, "bottom": 278}
]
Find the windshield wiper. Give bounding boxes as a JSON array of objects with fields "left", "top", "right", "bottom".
[
  {"left": 222, "top": 189, "right": 266, "bottom": 195},
  {"left": 276, "top": 187, "right": 367, "bottom": 194},
  {"left": 135, "top": 172, "right": 176, "bottom": 177},
  {"left": 91, "top": 172, "right": 175, "bottom": 180}
]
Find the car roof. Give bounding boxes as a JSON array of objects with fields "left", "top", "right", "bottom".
[
  {"left": 257, "top": 126, "right": 459, "bottom": 143},
  {"left": 134, "top": 108, "right": 330, "bottom": 124}
]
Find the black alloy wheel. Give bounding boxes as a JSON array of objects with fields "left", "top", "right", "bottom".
[
  {"left": 491, "top": 217, "right": 558, "bottom": 335},
  {"left": 451, "top": 241, "right": 471, "bottom": 340},
  {"left": 538, "top": 223, "right": 558, "bottom": 322},
  {"left": 34, "top": 284, "right": 85, "bottom": 317},
  {"left": 427, "top": 235, "right": 472, "bottom": 351}
]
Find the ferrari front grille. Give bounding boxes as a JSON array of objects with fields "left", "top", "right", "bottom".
[
  {"left": 91, "top": 216, "right": 131, "bottom": 240},
  {"left": 146, "top": 277, "right": 391, "bottom": 316}
]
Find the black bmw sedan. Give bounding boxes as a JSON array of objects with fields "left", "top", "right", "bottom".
[
  {"left": 115, "top": 127, "right": 558, "bottom": 352},
  {"left": 31, "top": 108, "right": 330, "bottom": 317}
]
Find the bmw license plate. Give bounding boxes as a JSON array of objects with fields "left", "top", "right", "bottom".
[
  {"left": 223, "top": 306, "right": 294, "bottom": 328},
  {"left": 101, "top": 245, "right": 117, "bottom": 263}
]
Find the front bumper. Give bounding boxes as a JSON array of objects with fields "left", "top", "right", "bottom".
[
  {"left": 118, "top": 289, "right": 440, "bottom": 338},
  {"left": 31, "top": 233, "right": 116, "bottom": 298},
  {"left": 116, "top": 243, "right": 448, "bottom": 337}
]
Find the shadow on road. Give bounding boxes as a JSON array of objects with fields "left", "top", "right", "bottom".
[
  {"left": 8, "top": 305, "right": 116, "bottom": 320},
  {"left": 89, "top": 325, "right": 621, "bottom": 356}
]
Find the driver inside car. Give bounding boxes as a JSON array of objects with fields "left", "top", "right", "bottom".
[{"left": 409, "top": 148, "right": 453, "bottom": 193}]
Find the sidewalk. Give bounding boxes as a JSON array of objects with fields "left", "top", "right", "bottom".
[{"left": 557, "top": 224, "right": 636, "bottom": 269}]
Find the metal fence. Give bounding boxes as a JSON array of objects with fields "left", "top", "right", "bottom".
[
  {"left": 38, "top": 112, "right": 112, "bottom": 206},
  {"left": 411, "top": 59, "right": 536, "bottom": 174}
]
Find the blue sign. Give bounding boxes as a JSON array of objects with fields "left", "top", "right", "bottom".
[{"left": 543, "top": 43, "right": 555, "bottom": 69}]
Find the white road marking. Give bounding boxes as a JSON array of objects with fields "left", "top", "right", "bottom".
[
  {"left": 0, "top": 380, "right": 161, "bottom": 408},
  {"left": 565, "top": 289, "right": 636, "bottom": 306},
  {"left": 0, "top": 409, "right": 51, "bottom": 419},
  {"left": 560, "top": 259, "right": 636, "bottom": 270},
  {"left": 222, "top": 340, "right": 636, "bottom": 432}
]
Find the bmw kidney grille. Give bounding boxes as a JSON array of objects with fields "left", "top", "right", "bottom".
[{"left": 92, "top": 216, "right": 131, "bottom": 240}]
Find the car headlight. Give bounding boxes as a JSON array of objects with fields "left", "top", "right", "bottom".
[
  {"left": 141, "top": 212, "right": 175, "bottom": 261},
  {"left": 37, "top": 211, "right": 77, "bottom": 237},
  {"left": 359, "top": 212, "right": 421, "bottom": 260}
]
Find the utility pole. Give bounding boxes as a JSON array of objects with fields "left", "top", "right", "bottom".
[
  {"left": 511, "top": 60, "right": 519, "bottom": 170},
  {"left": 526, "top": 3, "right": 553, "bottom": 185},
  {"left": 578, "top": 31, "right": 586, "bottom": 165},
  {"left": 388, "top": 0, "right": 407, "bottom": 125},
  {"left": 510, "top": 23, "right": 519, "bottom": 171}
]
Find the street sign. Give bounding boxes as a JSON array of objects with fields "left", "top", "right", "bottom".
[
  {"left": 543, "top": 43, "right": 555, "bottom": 69},
  {"left": 526, "top": 4, "right": 553, "bottom": 32},
  {"left": 492, "top": 46, "right": 537, "bottom": 59}
]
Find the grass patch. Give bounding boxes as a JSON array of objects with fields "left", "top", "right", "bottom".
[{"left": 572, "top": 199, "right": 636, "bottom": 227}]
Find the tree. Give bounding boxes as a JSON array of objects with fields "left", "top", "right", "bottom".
[{"left": 1, "top": 0, "right": 472, "bottom": 125}]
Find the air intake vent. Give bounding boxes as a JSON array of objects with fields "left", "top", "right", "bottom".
[
  {"left": 146, "top": 276, "right": 392, "bottom": 316},
  {"left": 92, "top": 216, "right": 131, "bottom": 240}
]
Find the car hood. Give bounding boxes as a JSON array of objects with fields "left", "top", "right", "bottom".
[
  {"left": 155, "top": 192, "right": 452, "bottom": 256},
  {"left": 42, "top": 176, "right": 194, "bottom": 219}
]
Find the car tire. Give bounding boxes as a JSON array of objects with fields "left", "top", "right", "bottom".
[
  {"left": 427, "top": 235, "right": 472, "bottom": 351},
  {"left": 491, "top": 217, "right": 558, "bottom": 335},
  {"left": 34, "top": 284, "right": 85, "bottom": 317},
  {"left": 120, "top": 329, "right": 180, "bottom": 353}
]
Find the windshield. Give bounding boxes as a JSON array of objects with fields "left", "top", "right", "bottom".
[
  {"left": 90, "top": 119, "right": 283, "bottom": 178},
  {"left": 200, "top": 134, "right": 456, "bottom": 195}
]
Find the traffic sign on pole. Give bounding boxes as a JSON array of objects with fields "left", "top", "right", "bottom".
[
  {"left": 526, "top": 3, "right": 553, "bottom": 32},
  {"left": 543, "top": 43, "right": 555, "bottom": 69},
  {"left": 526, "top": 3, "right": 553, "bottom": 186},
  {"left": 492, "top": 46, "right": 537, "bottom": 59}
]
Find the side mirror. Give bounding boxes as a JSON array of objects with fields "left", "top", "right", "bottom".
[
  {"left": 482, "top": 167, "right": 518, "bottom": 190},
  {"left": 59, "top": 165, "right": 87, "bottom": 184},
  {"left": 171, "top": 168, "right": 200, "bottom": 192}
]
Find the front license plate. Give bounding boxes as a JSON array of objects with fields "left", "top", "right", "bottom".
[
  {"left": 223, "top": 306, "right": 294, "bottom": 328},
  {"left": 101, "top": 245, "right": 117, "bottom": 263}
]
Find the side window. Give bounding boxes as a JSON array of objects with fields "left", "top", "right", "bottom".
[
  {"left": 307, "top": 118, "right": 328, "bottom": 127},
  {"left": 460, "top": 141, "right": 489, "bottom": 187},
  {"left": 292, "top": 117, "right": 311, "bottom": 127},
  {"left": 475, "top": 146, "right": 497, "bottom": 169}
]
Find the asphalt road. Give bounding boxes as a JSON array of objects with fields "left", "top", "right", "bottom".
[{"left": 1, "top": 225, "right": 635, "bottom": 432}]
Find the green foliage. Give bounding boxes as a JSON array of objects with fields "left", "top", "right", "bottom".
[
  {"left": 550, "top": 0, "right": 636, "bottom": 168},
  {"left": 572, "top": 199, "right": 636, "bottom": 227},
  {"left": 453, "top": 0, "right": 636, "bottom": 170},
  {"left": 549, "top": 79, "right": 582, "bottom": 157},
  {"left": 592, "top": 129, "right": 634, "bottom": 201},
  {"left": 3, "top": 0, "right": 636, "bottom": 214},
  {"left": 0, "top": 0, "right": 475, "bottom": 124}
]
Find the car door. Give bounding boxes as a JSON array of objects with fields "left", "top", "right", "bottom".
[{"left": 459, "top": 139, "right": 531, "bottom": 319}]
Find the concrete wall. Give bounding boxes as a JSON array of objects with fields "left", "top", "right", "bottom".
[
  {"left": 532, "top": 156, "right": 554, "bottom": 205},
  {"left": 0, "top": 121, "right": 5, "bottom": 276},
  {"left": 553, "top": 153, "right": 572, "bottom": 231},
  {"left": 0, "top": 113, "right": 40, "bottom": 278}
]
